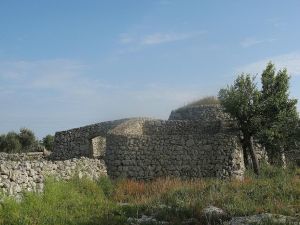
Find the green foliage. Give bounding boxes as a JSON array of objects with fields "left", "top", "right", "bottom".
[
  {"left": 219, "top": 62, "right": 300, "bottom": 167},
  {"left": 1, "top": 132, "right": 22, "bottom": 153},
  {"left": 98, "top": 176, "right": 114, "bottom": 198},
  {"left": 0, "top": 177, "right": 125, "bottom": 225},
  {"left": 0, "top": 167, "right": 299, "bottom": 225},
  {"left": 42, "top": 134, "right": 54, "bottom": 151},
  {"left": 18, "top": 128, "right": 36, "bottom": 150},
  {"left": 0, "top": 128, "right": 39, "bottom": 153},
  {"left": 218, "top": 74, "right": 261, "bottom": 174},
  {"left": 259, "top": 62, "right": 299, "bottom": 162},
  {"left": 219, "top": 74, "right": 261, "bottom": 135}
]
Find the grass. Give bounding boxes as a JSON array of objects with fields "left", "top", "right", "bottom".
[
  {"left": 0, "top": 165, "right": 299, "bottom": 225},
  {"left": 180, "top": 96, "right": 220, "bottom": 109}
]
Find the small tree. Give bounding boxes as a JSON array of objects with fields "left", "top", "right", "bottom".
[
  {"left": 3, "top": 132, "right": 22, "bottom": 153},
  {"left": 219, "top": 74, "right": 261, "bottom": 174},
  {"left": 18, "top": 128, "right": 36, "bottom": 150},
  {"left": 42, "top": 134, "right": 54, "bottom": 151},
  {"left": 259, "top": 62, "right": 299, "bottom": 165}
]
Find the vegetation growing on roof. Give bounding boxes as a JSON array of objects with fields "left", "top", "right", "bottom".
[{"left": 180, "top": 96, "right": 220, "bottom": 109}]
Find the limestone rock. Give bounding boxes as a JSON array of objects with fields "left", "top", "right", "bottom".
[
  {"left": 226, "top": 213, "right": 300, "bottom": 225},
  {"left": 201, "top": 206, "right": 229, "bottom": 224}
]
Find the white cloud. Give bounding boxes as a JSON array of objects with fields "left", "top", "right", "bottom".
[
  {"left": 0, "top": 59, "right": 202, "bottom": 103},
  {"left": 0, "top": 59, "right": 206, "bottom": 137},
  {"left": 1, "top": 60, "right": 90, "bottom": 100},
  {"left": 240, "top": 37, "right": 275, "bottom": 48},
  {"left": 0, "top": 59, "right": 118, "bottom": 97},
  {"left": 141, "top": 33, "right": 192, "bottom": 45},
  {"left": 236, "top": 52, "right": 300, "bottom": 76},
  {"left": 119, "top": 31, "right": 205, "bottom": 46},
  {"left": 119, "top": 33, "right": 135, "bottom": 44}
]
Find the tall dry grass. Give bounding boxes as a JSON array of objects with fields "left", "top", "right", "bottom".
[{"left": 0, "top": 165, "right": 299, "bottom": 224}]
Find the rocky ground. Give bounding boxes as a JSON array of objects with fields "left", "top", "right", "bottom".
[{"left": 127, "top": 206, "right": 300, "bottom": 225}]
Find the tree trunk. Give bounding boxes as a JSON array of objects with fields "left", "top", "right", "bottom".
[
  {"left": 248, "top": 136, "right": 260, "bottom": 175},
  {"left": 240, "top": 137, "right": 250, "bottom": 169}
]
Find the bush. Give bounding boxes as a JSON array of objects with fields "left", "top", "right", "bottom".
[
  {"left": 0, "top": 128, "right": 39, "bottom": 153},
  {"left": 2, "top": 132, "right": 22, "bottom": 153},
  {"left": 42, "top": 134, "right": 54, "bottom": 151},
  {"left": 98, "top": 176, "right": 114, "bottom": 198},
  {"left": 18, "top": 128, "right": 36, "bottom": 149}
]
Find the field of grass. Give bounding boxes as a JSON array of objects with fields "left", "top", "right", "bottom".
[{"left": 0, "top": 165, "right": 299, "bottom": 225}]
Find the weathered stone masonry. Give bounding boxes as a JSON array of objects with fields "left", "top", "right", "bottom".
[
  {"left": 53, "top": 105, "right": 246, "bottom": 180},
  {"left": 105, "top": 121, "right": 244, "bottom": 180},
  {"left": 1, "top": 104, "right": 298, "bottom": 197},
  {"left": 0, "top": 153, "right": 106, "bottom": 197},
  {"left": 53, "top": 119, "right": 130, "bottom": 159}
]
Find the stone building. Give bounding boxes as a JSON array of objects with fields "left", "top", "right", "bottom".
[
  {"left": 53, "top": 105, "right": 245, "bottom": 180},
  {"left": 53, "top": 104, "right": 299, "bottom": 180},
  {"left": 1, "top": 104, "right": 298, "bottom": 197}
]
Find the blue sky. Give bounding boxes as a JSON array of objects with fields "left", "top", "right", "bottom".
[{"left": 1, "top": 0, "right": 300, "bottom": 138}]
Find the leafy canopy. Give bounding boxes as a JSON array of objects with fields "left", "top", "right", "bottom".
[{"left": 218, "top": 74, "right": 261, "bottom": 136}]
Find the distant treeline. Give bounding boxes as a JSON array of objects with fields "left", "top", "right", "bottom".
[{"left": 0, "top": 128, "right": 54, "bottom": 153}]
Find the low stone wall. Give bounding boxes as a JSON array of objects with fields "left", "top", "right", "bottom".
[
  {"left": 105, "top": 133, "right": 244, "bottom": 180},
  {"left": 0, "top": 152, "right": 44, "bottom": 161},
  {"left": 0, "top": 153, "right": 107, "bottom": 197}
]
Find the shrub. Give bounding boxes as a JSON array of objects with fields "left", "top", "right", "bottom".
[
  {"left": 98, "top": 176, "right": 114, "bottom": 198},
  {"left": 18, "top": 128, "right": 36, "bottom": 149},
  {"left": 2, "top": 132, "right": 22, "bottom": 153},
  {"left": 0, "top": 128, "right": 39, "bottom": 153},
  {"left": 42, "top": 134, "right": 54, "bottom": 151}
]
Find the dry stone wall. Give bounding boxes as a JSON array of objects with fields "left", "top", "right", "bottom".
[
  {"left": 0, "top": 153, "right": 106, "bottom": 198},
  {"left": 52, "top": 106, "right": 247, "bottom": 180},
  {"left": 53, "top": 119, "right": 130, "bottom": 159},
  {"left": 105, "top": 117, "right": 245, "bottom": 180},
  {"left": 2, "top": 104, "right": 297, "bottom": 197},
  {"left": 105, "top": 133, "right": 244, "bottom": 180}
]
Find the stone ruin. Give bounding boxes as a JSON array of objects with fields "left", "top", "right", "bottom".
[
  {"left": 53, "top": 104, "right": 299, "bottom": 179},
  {"left": 0, "top": 104, "right": 298, "bottom": 197},
  {"left": 53, "top": 105, "right": 244, "bottom": 180}
]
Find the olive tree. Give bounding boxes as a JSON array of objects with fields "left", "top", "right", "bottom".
[
  {"left": 3, "top": 132, "right": 22, "bottom": 153},
  {"left": 219, "top": 74, "right": 261, "bottom": 174},
  {"left": 259, "top": 62, "right": 299, "bottom": 164},
  {"left": 18, "top": 128, "right": 36, "bottom": 150},
  {"left": 219, "top": 62, "right": 299, "bottom": 171},
  {"left": 42, "top": 134, "right": 54, "bottom": 151}
]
